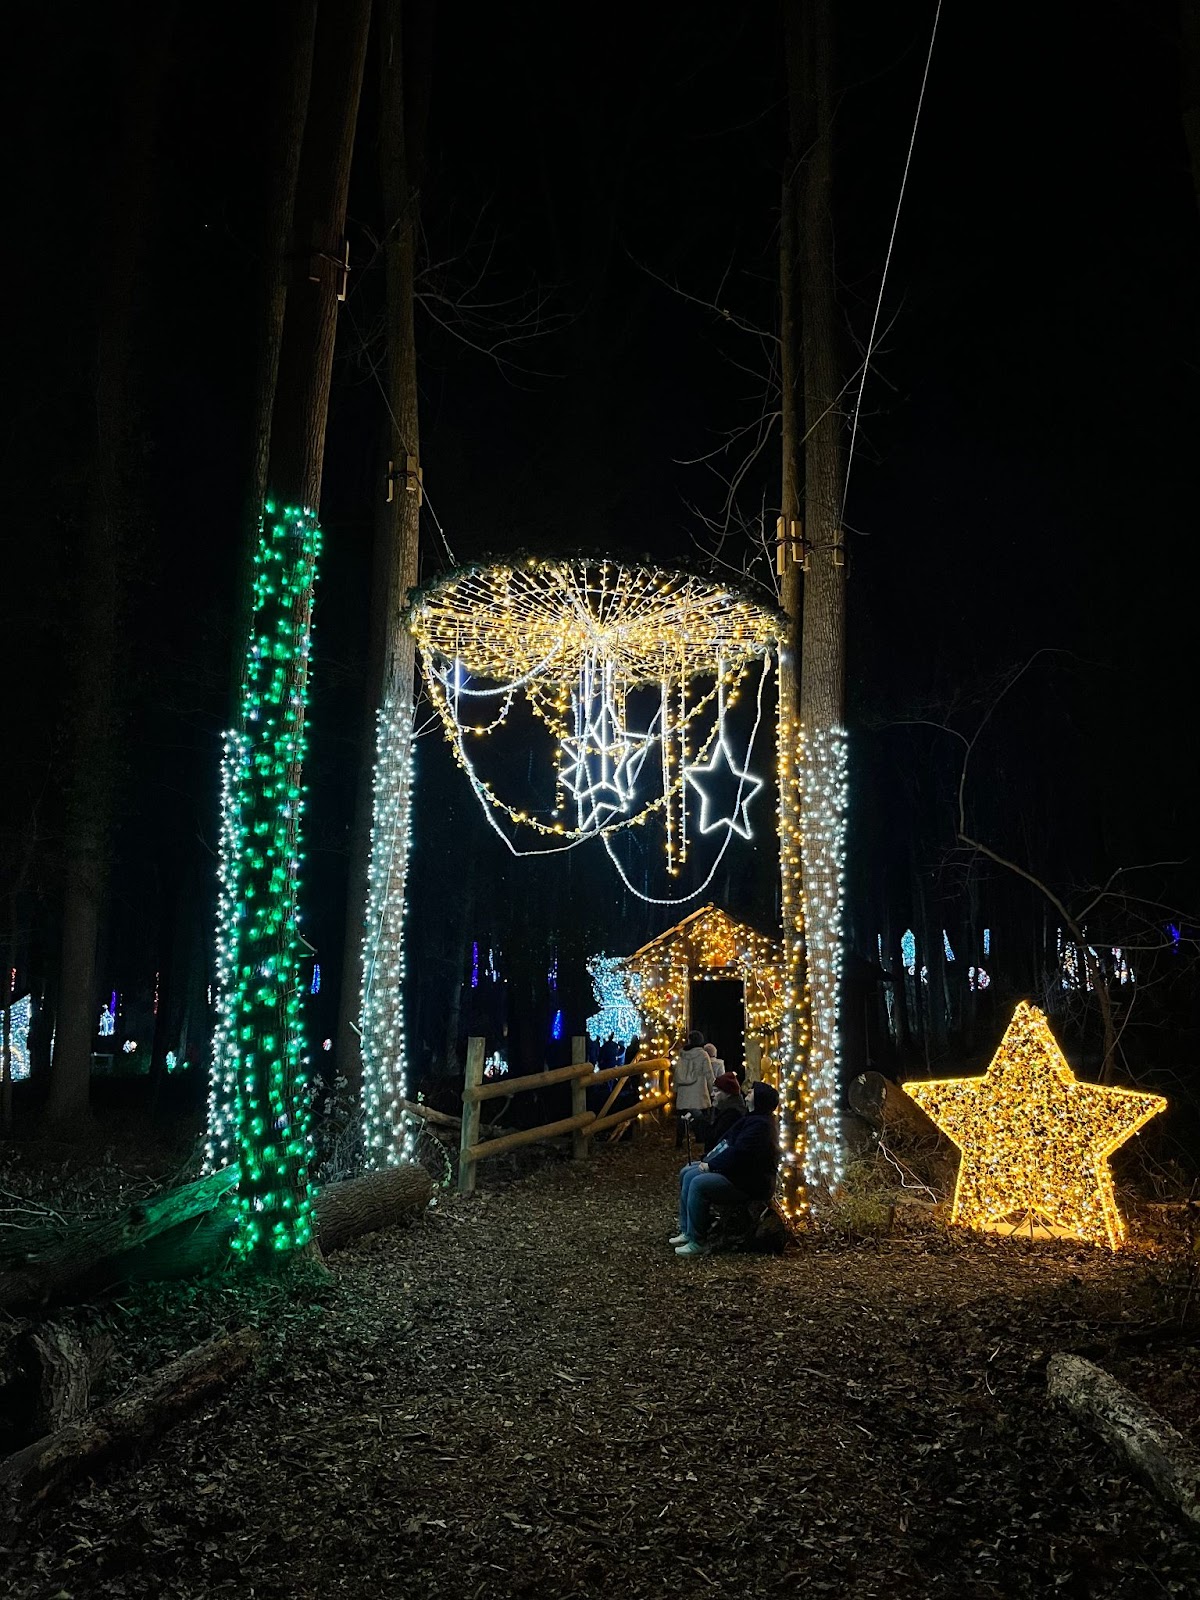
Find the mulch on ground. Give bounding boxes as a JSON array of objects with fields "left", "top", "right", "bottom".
[{"left": 2, "top": 1125, "right": 1199, "bottom": 1600}]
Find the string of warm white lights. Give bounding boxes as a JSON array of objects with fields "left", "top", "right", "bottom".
[
  {"left": 798, "top": 724, "right": 848, "bottom": 1190},
  {"left": 204, "top": 504, "right": 321, "bottom": 1260},
  {"left": 359, "top": 693, "right": 417, "bottom": 1166},
  {"left": 775, "top": 647, "right": 811, "bottom": 1219},
  {"left": 410, "top": 559, "right": 781, "bottom": 687},
  {"left": 424, "top": 657, "right": 737, "bottom": 844}
]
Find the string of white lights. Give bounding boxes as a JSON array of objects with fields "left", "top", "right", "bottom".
[{"left": 359, "top": 692, "right": 417, "bottom": 1166}]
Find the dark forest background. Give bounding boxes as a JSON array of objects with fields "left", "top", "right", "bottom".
[{"left": 2, "top": 2, "right": 1198, "bottom": 1142}]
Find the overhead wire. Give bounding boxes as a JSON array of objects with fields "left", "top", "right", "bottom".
[{"left": 840, "top": 0, "right": 944, "bottom": 522}]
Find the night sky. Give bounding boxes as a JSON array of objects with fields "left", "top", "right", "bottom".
[{"left": 4, "top": 2, "right": 1198, "bottom": 1090}]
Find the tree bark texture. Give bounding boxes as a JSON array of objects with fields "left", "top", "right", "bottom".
[
  {"left": 1181, "top": 1, "right": 1200, "bottom": 219},
  {"left": 0, "top": 1329, "right": 261, "bottom": 1521},
  {"left": 796, "top": 0, "right": 845, "bottom": 738},
  {"left": 228, "top": 0, "right": 319, "bottom": 702},
  {"left": 268, "top": 0, "right": 372, "bottom": 512},
  {"left": 774, "top": 0, "right": 811, "bottom": 1218},
  {"left": 0, "top": 1167, "right": 239, "bottom": 1312},
  {"left": 314, "top": 1163, "right": 432, "bottom": 1251},
  {"left": 336, "top": 0, "right": 435, "bottom": 1094},
  {"left": 351, "top": 0, "right": 436, "bottom": 1159},
  {"left": 1048, "top": 1353, "right": 1200, "bottom": 1529},
  {"left": 48, "top": 9, "right": 174, "bottom": 1127}
]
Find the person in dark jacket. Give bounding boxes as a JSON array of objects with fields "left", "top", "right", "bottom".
[
  {"left": 669, "top": 1081, "right": 780, "bottom": 1256},
  {"left": 694, "top": 1072, "right": 745, "bottom": 1154}
]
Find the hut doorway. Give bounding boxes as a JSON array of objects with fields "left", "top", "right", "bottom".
[{"left": 689, "top": 978, "right": 744, "bottom": 1080}]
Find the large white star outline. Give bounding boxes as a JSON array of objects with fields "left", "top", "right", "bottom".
[{"left": 684, "top": 736, "right": 763, "bottom": 839}]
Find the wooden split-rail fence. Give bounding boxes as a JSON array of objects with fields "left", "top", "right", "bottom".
[{"left": 446, "top": 1036, "right": 671, "bottom": 1197}]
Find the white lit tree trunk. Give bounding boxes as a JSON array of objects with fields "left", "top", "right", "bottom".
[
  {"left": 788, "top": 0, "right": 847, "bottom": 1199},
  {"left": 356, "top": 0, "right": 432, "bottom": 1164}
]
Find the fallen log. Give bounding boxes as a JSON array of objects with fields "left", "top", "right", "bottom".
[
  {"left": 0, "top": 1327, "right": 261, "bottom": 1519},
  {"left": 314, "top": 1165, "right": 432, "bottom": 1252},
  {"left": 0, "top": 1164, "right": 431, "bottom": 1312},
  {"left": 400, "top": 1098, "right": 461, "bottom": 1131},
  {"left": 1047, "top": 1352, "right": 1200, "bottom": 1529},
  {"left": 0, "top": 1165, "right": 239, "bottom": 1312}
]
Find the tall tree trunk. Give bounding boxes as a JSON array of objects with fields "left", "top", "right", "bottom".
[
  {"left": 228, "top": 0, "right": 320, "bottom": 705},
  {"left": 775, "top": 1, "right": 810, "bottom": 1220},
  {"left": 795, "top": 0, "right": 847, "bottom": 1193},
  {"left": 212, "top": 0, "right": 372, "bottom": 1264},
  {"left": 207, "top": 1, "right": 318, "bottom": 1175},
  {"left": 354, "top": 0, "right": 435, "bottom": 1166},
  {"left": 1181, "top": 1, "right": 1200, "bottom": 216},
  {"left": 47, "top": 8, "right": 174, "bottom": 1128}
]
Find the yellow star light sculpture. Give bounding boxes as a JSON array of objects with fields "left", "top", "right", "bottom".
[{"left": 903, "top": 1002, "right": 1166, "bottom": 1251}]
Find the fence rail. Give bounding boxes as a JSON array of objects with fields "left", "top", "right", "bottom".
[{"left": 457, "top": 1036, "right": 670, "bottom": 1196}]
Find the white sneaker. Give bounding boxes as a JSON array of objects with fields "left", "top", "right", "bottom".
[{"left": 668, "top": 1232, "right": 690, "bottom": 1246}]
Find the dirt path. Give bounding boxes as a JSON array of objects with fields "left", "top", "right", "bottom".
[{"left": 4, "top": 1129, "right": 1199, "bottom": 1599}]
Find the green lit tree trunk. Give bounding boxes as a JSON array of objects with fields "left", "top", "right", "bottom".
[
  {"left": 207, "top": 0, "right": 317, "bottom": 1175},
  {"left": 339, "top": 0, "right": 434, "bottom": 1167},
  {"left": 47, "top": 9, "right": 173, "bottom": 1129},
  {"left": 213, "top": 0, "right": 372, "bottom": 1264}
]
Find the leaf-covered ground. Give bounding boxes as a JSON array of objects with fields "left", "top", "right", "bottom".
[{"left": 3, "top": 1126, "right": 1200, "bottom": 1599}]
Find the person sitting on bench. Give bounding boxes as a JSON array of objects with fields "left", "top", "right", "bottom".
[
  {"left": 670, "top": 1081, "right": 780, "bottom": 1257},
  {"left": 694, "top": 1072, "right": 745, "bottom": 1154}
]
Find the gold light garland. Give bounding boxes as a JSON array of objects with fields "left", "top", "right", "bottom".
[
  {"left": 904, "top": 1001, "right": 1167, "bottom": 1250},
  {"left": 409, "top": 559, "right": 783, "bottom": 688},
  {"left": 410, "top": 561, "right": 782, "bottom": 854}
]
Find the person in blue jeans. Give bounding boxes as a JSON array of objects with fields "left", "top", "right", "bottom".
[{"left": 669, "top": 1081, "right": 780, "bottom": 1256}]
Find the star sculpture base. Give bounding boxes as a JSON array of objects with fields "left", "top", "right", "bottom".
[{"left": 903, "top": 1002, "right": 1166, "bottom": 1251}]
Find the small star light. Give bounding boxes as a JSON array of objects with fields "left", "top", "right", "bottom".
[{"left": 904, "top": 1002, "right": 1166, "bottom": 1250}]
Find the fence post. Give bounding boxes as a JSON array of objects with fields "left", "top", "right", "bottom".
[
  {"left": 459, "top": 1036, "right": 485, "bottom": 1196},
  {"left": 570, "top": 1035, "right": 589, "bottom": 1160}
]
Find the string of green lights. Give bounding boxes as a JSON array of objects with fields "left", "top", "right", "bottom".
[{"left": 208, "top": 502, "right": 321, "bottom": 1262}]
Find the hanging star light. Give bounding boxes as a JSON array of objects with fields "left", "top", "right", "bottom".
[
  {"left": 558, "top": 672, "right": 651, "bottom": 833},
  {"left": 903, "top": 1001, "right": 1166, "bottom": 1250},
  {"left": 684, "top": 734, "right": 764, "bottom": 839},
  {"left": 409, "top": 557, "right": 781, "bottom": 869}
]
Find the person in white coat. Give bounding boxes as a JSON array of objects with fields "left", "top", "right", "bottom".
[{"left": 673, "top": 1029, "right": 715, "bottom": 1149}]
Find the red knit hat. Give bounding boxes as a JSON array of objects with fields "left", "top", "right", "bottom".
[{"left": 713, "top": 1073, "right": 741, "bottom": 1097}]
